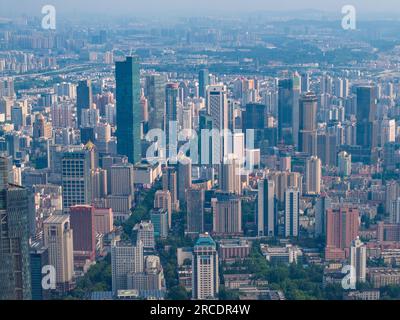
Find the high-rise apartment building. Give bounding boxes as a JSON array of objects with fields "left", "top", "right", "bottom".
[{"left": 192, "top": 233, "right": 219, "bottom": 300}]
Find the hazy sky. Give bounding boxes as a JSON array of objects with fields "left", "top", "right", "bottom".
[{"left": 1, "top": 0, "right": 400, "bottom": 18}]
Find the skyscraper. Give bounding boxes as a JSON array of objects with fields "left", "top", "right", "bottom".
[
  {"left": 76, "top": 80, "right": 93, "bottom": 127},
  {"left": 150, "top": 208, "right": 169, "bottom": 239},
  {"left": 198, "top": 69, "right": 210, "bottom": 98},
  {"left": 111, "top": 240, "right": 143, "bottom": 295},
  {"left": 165, "top": 83, "right": 179, "bottom": 151},
  {"left": 146, "top": 73, "right": 167, "bottom": 131},
  {"left": 350, "top": 237, "right": 366, "bottom": 284},
  {"left": 315, "top": 194, "right": 332, "bottom": 237},
  {"left": 220, "top": 155, "right": 241, "bottom": 195},
  {"left": 162, "top": 166, "right": 180, "bottom": 211},
  {"left": 154, "top": 190, "right": 172, "bottom": 229},
  {"left": 299, "top": 92, "right": 318, "bottom": 156},
  {"left": 0, "top": 156, "right": 31, "bottom": 300},
  {"left": 257, "top": 179, "right": 276, "bottom": 237},
  {"left": 207, "top": 85, "right": 228, "bottom": 162},
  {"left": 284, "top": 188, "right": 299, "bottom": 237},
  {"left": 115, "top": 56, "right": 141, "bottom": 164},
  {"left": 30, "top": 244, "right": 49, "bottom": 300},
  {"left": 61, "top": 148, "right": 92, "bottom": 210},
  {"left": 192, "top": 233, "right": 219, "bottom": 300},
  {"left": 356, "top": 85, "right": 377, "bottom": 149},
  {"left": 43, "top": 214, "right": 74, "bottom": 292},
  {"left": 69, "top": 205, "right": 96, "bottom": 265},
  {"left": 278, "top": 78, "right": 294, "bottom": 145},
  {"left": 212, "top": 192, "right": 242, "bottom": 236},
  {"left": 390, "top": 197, "right": 400, "bottom": 224},
  {"left": 186, "top": 188, "right": 205, "bottom": 235},
  {"left": 177, "top": 154, "right": 192, "bottom": 205},
  {"left": 305, "top": 156, "right": 321, "bottom": 195},
  {"left": 325, "top": 207, "right": 359, "bottom": 260},
  {"left": 132, "top": 221, "right": 155, "bottom": 250}
]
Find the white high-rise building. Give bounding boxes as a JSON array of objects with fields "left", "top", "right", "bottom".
[
  {"left": 111, "top": 240, "right": 144, "bottom": 295},
  {"left": 284, "top": 188, "right": 299, "bottom": 237},
  {"left": 350, "top": 237, "right": 366, "bottom": 283},
  {"left": 192, "top": 233, "right": 219, "bottom": 300},
  {"left": 207, "top": 85, "right": 228, "bottom": 162},
  {"left": 306, "top": 156, "right": 321, "bottom": 195},
  {"left": 43, "top": 214, "right": 74, "bottom": 292},
  {"left": 257, "top": 179, "right": 276, "bottom": 237}
]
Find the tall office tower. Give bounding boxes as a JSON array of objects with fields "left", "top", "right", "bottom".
[
  {"left": 257, "top": 179, "right": 276, "bottom": 237},
  {"left": 146, "top": 73, "right": 167, "bottom": 131},
  {"left": 298, "top": 92, "right": 318, "bottom": 155},
  {"left": 350, "top": 237, "right": 367, "bottom": 283},
  {"left": 220, "top": 155, "right": 241, "bottom": 195},
  {"left": 165, "top": 83, "right": 179, "bottom": 151},
  {"left": 315, "top": 194, "right": 332, "bottom": 237},
  {"left": 207, "top": 85, "right": 228, "bottom": 162},
  {"left": 110, "top": 163, "right": 134, "bottom": 197},
  {"left": 150, "top": 208, "right": 169, "bottom": 239},
  {"left": 356, "top": 85, "right": 377, "bottom": 149},
  {"left": 278, "top": 78, "right": 295, "bottom": 145},
  {"left": 0, "top": 157, "right": 31, "bottom": 300},
  {"left": 212, "top": 192, "right": 242, "bottom": 236},
  {"left": 177, "top": 154, "right": 192, "bottom": 205},
  {"left": 198, "top": 69, "right": 210, "bottom": 98},
  {"left": 111, "top": 240, "right": 144, "bottom": 295},
  {"left": 43, "top": 215, "right": 74, "bottom": 292},
  {"left": 390, "top": 198, "right": 400, "bottom": 224},
  {"left": 132, "top": 221, "right": 155, "bottom": 250},
  {"left": 186, "top": 188, "right": 205, "bottom": 235},
  {"left": 301, "top": 72, "right": 310, "bottom": 93},
  {"left": 76, "top": 80, "right": 93, "bottom": 127},
  {"left": 305, "top": 156, "right": 321, "bottom": 195},
  {"left": 30, "top": 244, "right": 49, "bottom": 300},
  {"left": 154, "top": 190, "right": 172, "bottom": 229},
  {"left": 338, "top": 151, "right": 352, "bottom": 177},
  {"left": 325, "top": 207, "right": 359, "bottom": 260},
  {"left": 115, "top": 56, "right": 141, "bottom": 164},
  {"left": 284, "top": 188, "right": 300, "bottom": 237},
  {"left": 61, "top": 148, "right": 92, "bottom": 210},
  {"left": 192, "top": 233, "right": 219, "bottom": 300},
  {"left": 292, "top": 72, "right": 301, "bottom": 147},
  {"left": 162, "top": 166, "right": 179, "bottom": 211},
  {"left": 69, "top": 205, "right": 96, "bottom": 265},
  {"left": 386, "top": 181, "right": 400, "bottom": 215}
]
